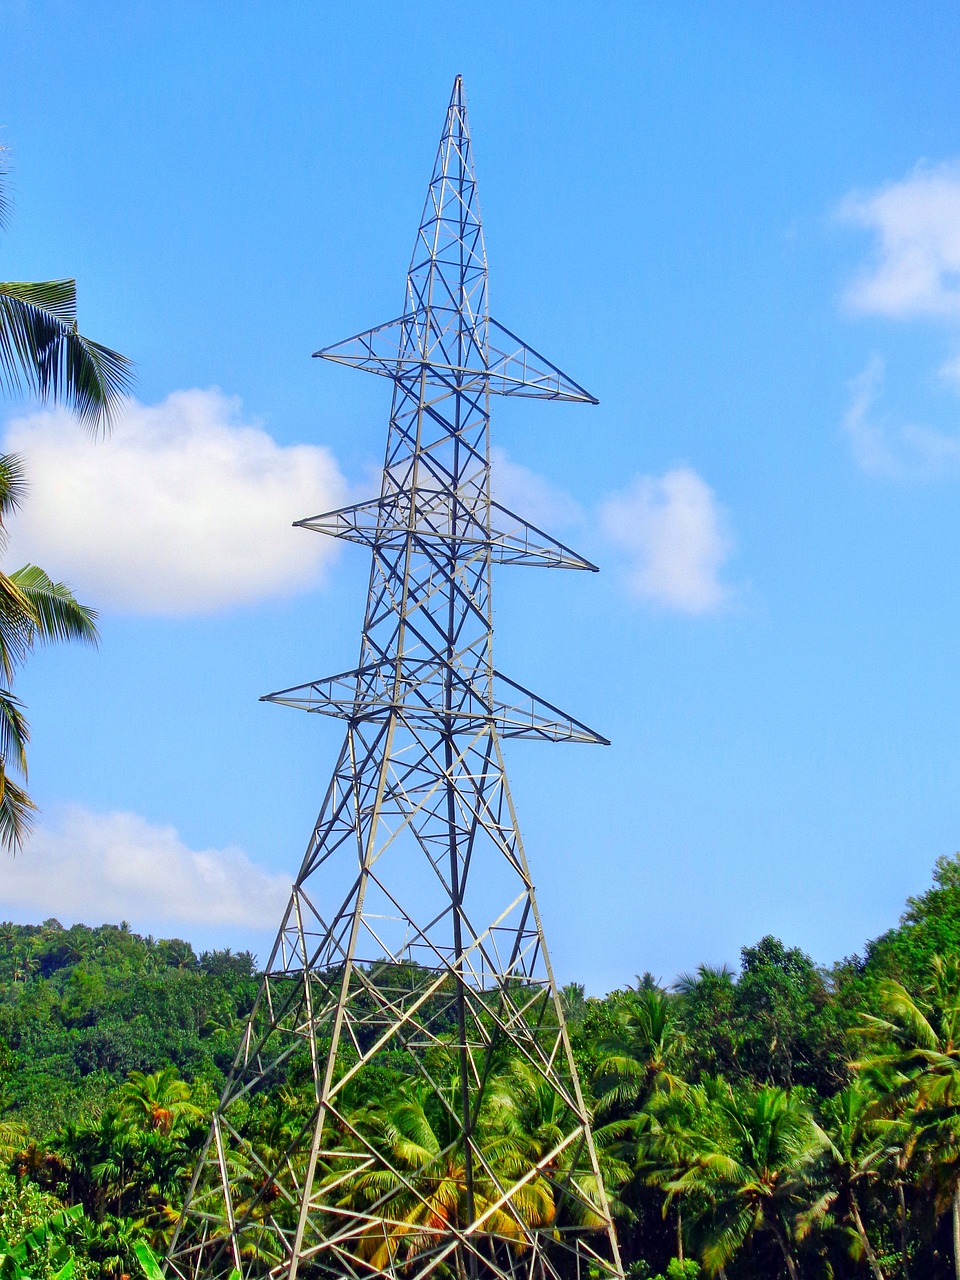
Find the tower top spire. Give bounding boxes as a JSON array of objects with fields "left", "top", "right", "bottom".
[
  {"left": 317, "top": 78, "right": 596, "bottom": 404},
  {"left": 407, "top": 73, "right": 487, "bottom": 346}
]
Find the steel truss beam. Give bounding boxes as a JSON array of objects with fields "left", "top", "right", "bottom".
[{"left": 167, "top": 76, "right": 624, "bottom": 1280}]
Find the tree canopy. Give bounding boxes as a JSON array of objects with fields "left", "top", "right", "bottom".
[{"left": 5, "top": 855, "right": 960, "bottom": 1275}]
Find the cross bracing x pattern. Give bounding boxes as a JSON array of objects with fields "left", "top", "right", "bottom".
[{"left": 167, "top": 76, "right": 624, "bottom": 1280}]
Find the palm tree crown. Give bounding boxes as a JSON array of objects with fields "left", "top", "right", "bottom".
[
  {"left": 0, "top": 155, "right": 133, "bottom": 434},
  {"left": 0, "top": 155, "right": 128, "bottom": 848}
]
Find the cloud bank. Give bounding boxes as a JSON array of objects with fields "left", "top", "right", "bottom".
[
  {"left": 3, "top": 389, "right": 348, "bottom": 615},
  {"left": 843, "top": 357, "right": 960, "bottom": 479},
  {"left": 1, "top": 392, "right": 734, "bottom": 618},
  {"left": 837, "top": 161, "right": 960, "bottom": 479},
  {"left": 599, "top": 467, "right": 734, "bottom": 614},
  {"left": 840, "top": 161, "right": 960, "bottom": 317},
  {"left": 1, "top": 806, "right": 291, "bottom": 931},
  {"left": 489, "top": 453, "right": 737, "bottom": 615}
]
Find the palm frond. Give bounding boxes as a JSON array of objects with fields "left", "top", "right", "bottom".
[
  {"left": 0, "top": 766, "right": 36, "bottom": 851},
  {"left": 0, "top": 153, "right": 10, "bottom": 232},
  {"left": 9, "top": 564, "right": 99, "bottom": 647},
  {"left": 795, "top": 1188, "right": 837, "bottom": 1239},
  {"left": 0, "top": 570, "right": 36, "bottom": 682},
  {"left": 0, "top": 687, "right": 29, "bottom": 779},
  {"left": 699, "top": 1201, "right": 757, "bottom": 1272},
  {"left": 0, "top": 453, "right": 27, "bottom": 529},
  {"left": 63, "top": 328, "right": 135, "bottom": 434},
  {"left": 877, "top": 979, "right": 940, "bottom": 1051},
  {"left": 0, "top": 280, "right": 77, "bottom": 395},
  {"left": 0, "top": 281, "right": 134, "bottom": 433},
  {"left": 0, "top": 1115, "right": 27, "bottom": 1163}
]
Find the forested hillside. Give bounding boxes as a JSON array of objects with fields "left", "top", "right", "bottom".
[{"left": 3, "top": 853, "right": 960, "bottom": 1278}]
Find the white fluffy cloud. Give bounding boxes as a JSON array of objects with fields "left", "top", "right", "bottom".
[
  {"left": 842, "top": 356, "right": 960, "bottom": 479},
  {"left": 490, "top": 447, "right": 583, "bottom": 528},
  {"left": 599, "top": 468, "right": 734, "bottom": 614},
  {"left": 840, "top": 161, "right": 960, "bottom": 317},
  {"left": 0, "top": 806, "right": 291, "bottom": 930},
  {"left": 2, "top": 389, "right": 348, "bottom": 615},
  {"left": 487, "top": 454, "right": 736, "bottom": 613}
]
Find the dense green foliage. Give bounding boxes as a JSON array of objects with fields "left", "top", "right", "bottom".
[{"left": 4, "top": 855, "right": 960, "bottom": 1277}]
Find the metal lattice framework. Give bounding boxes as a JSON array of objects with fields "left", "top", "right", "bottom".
[{"left": 167, "top": 77, "right": 623, "bottom": 1280}]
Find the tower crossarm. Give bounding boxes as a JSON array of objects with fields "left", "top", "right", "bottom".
[
  {"left": 314, "top": 314, "right": 597, "bottom": 403},
  {"left": 261, "top": 663, "right": 608, "bottom": 745},
  {"left": 295, "top": 496, "right": 598, "bottom": 571}
]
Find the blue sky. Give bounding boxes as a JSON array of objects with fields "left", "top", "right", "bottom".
[{"left": 4, "top": 2, "right": 960, "bottom": 991}]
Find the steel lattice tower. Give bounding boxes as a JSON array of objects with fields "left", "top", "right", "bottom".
[{"left": 168, "top": 78, "right": 623, "bottom": 1280}]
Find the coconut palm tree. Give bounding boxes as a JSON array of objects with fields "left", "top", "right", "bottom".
[
  {"left": 800, "top": 1080, "right": 893, "bottom": 1280},
  {"left": 640, "top": 1078, "right": 733, "bottom": 1269},
  {"left": 658, "top": 1081, "right": 824, "bottom": 1279},
  {"left": 0, "top": 155, "right": 133, "bottom": 435},
  {"left": 0, "top": 276, "right": 132, "bottom": 432},
  {"left": 330, "top": 1072, "right": 556, "bottom": 1276},
  {"left": 489, "top": 1057, "right": 632, "bottom": 1233},
  {"left": 593, "top": 987, "right": 686, "bottom": 1119},
  {"left": 118, "top": 1067, "right": 201, "bottom": 1137},
  {"left": 221, "top": 1099, "right": 313, "bottom": 1250},
  {"left": 61, "top": 1107, "right": 137, "bottom": 1220},
  {"left": 674, "top": 965, "right": 739, "bottom": 1081},
  {"left": 857, "top": 956, "right": 960, "bottom": 1280},
  {"left": 0, "top": 157, "right": 129, "bottom": 849},
  {"left": 0, "top": 1110, "right": 27, "bottom": 1166}
]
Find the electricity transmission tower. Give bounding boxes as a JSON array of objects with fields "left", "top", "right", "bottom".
[{"left": 168, "top": 77, "right": 623, "bottom": 1280}]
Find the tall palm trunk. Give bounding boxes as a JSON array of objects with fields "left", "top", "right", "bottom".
[
  {"left": 770, "top": 1219, "right": 799, "bottom": 1280},
  {"left": 897, "top": 1179, "right": 910, "bottom": 1280},
  {"left": 952, "top": 1183, "right": 960, "bottom": 1280},
  {"left": 676, "top": 1202, "right": 683, "bottom": 1262},
  {"left": 850, "top": 1190, "right": 885, "bottom": 1280},
  {"left": 454, "top": 1243, "right": 468, "bottom": 1280}
]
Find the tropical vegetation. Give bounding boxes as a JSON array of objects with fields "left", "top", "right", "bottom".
[{"left": 4, "top": 854, "right": 960, "bottom": 1275}]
